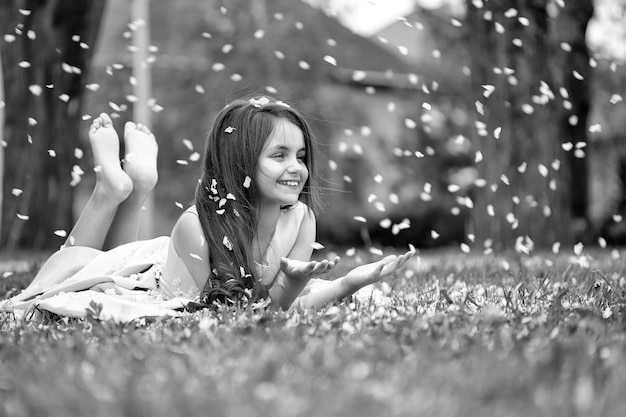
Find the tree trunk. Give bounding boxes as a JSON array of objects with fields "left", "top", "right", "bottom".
[
  {"left": 0, "top": 0, "right": 106, "bottom": 249},
  {"left": 466, "top": 0, "right": 574, "bottom": 250},
  {"left": 551, "top": 0, "right": 594, "bottom": 239}
]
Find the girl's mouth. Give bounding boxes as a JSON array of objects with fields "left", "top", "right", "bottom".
[{"left": 277, "top": 180, "right": 299, "bottom": 187}]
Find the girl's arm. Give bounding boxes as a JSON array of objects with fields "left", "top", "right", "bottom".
[
  {"left": 291, "top": 249, "right": 417, "bottom": 309},
  {"left": 170, "top": 211, "right": 213, "bottom": 290}
]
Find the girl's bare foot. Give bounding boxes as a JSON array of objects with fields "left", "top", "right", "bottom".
[
  {"left": 89, "top": 113, "right": 133, "bottom": 202},
  {"left": 123, "top": 121, "right": 158, "bottom": 200}
]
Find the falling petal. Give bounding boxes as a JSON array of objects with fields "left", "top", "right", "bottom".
[
  {"left": 482, "top": 84, "right": 495, "bottom": 98},
  {"left": 369, "top": 247, "right": 383, "bottom": 256},
  {"left": 29, "top": 85, "right": 42, "bottom": 96},
  {"left": 352, "top": 71, "right": 367, "bottom": 81},
  {"left": 323, "top": 55, "right": 337, "bottom": 66},
  {"left": 311, "top": 242, "right": 324, "bottom": 250},
  {"left": 574, "top": 242, "right": 584, "bottom": 256}
]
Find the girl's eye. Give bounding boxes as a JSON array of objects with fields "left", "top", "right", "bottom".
[{"left": 273, "top": 153, "right": 285, "bottom": 159}]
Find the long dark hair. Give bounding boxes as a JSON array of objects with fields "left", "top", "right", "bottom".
[{"left": 194, "top": 96, "right": 321, "bottom": 307}]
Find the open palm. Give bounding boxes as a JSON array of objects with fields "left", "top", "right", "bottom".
[
  {"left": 344, "top": 249, "right": 416, "bottom": 289},
  {"left": 280, "top": 256, "right": 340, "bottom": 282}
]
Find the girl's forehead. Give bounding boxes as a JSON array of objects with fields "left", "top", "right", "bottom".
[{"left": 264, "top": 119, "right": 305, "bottom": 148}]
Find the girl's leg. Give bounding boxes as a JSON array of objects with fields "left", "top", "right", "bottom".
[
  {"left": 65, "top": 113, "right": 133, "bottom": 249},
  {"left": 12, "top": 114, "right": 132, "bottom": 299},
  {"left": 103, "top": 121, "right": 158, "bottom": 249}
]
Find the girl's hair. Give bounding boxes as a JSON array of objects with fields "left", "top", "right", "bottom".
[{"left": 194, "top": 96, "right": 321, "bottom": 307}]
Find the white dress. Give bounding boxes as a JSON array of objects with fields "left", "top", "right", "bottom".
[{"left": 0, "top": 207, "right": 205, "bottom": 323}]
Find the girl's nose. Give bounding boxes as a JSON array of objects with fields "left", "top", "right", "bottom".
[{"left": 287, "top": 157, "right": 303, "bottom": 173}]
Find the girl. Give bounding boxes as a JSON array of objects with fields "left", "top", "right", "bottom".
[{"left": 1, "top": 96, "right": 415, "bottom": 322}]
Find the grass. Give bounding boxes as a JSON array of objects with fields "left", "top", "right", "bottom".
[{"left": 2, "top": 247, "right": 626, "bottom": 417}]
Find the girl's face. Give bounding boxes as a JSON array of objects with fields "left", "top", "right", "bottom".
[{"left": 255, "top": 118, "right": 309, "bottom": 209}]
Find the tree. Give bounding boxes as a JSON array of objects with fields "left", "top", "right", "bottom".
[
  {"left": 465, "top": 0, "right": 593, "bottom": 250},
  {"left": 551, "top": 0, "right": 594, "bottom": 234},
  {"left": 0, "top": 0, "right": 106, "bottom": 249}
]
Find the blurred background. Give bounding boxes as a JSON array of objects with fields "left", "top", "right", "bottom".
[{"left": 0, "top": 0, "right": 625, "bottom": 254}]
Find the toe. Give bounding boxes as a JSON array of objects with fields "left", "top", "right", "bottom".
[
  {"left": 100, "top": 113, "right": 112, "bottom": 126},
  {"left": 125, "top": 121, "right": 137, "bottom": 132}
]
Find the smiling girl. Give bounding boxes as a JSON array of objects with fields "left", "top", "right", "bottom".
[{"left": 1, "top": 96, "right": 415, "bottom": 321}]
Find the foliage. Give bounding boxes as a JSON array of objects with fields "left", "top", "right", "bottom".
[{"left": 2, "top": 249, "right": 626, "bottom": 416}]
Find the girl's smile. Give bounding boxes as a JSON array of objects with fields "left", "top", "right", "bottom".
[{"left": 256, "top": 118, "right": 308, "bottom": 208}]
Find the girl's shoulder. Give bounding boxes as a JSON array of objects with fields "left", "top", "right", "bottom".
[
  {"left": 171, "top": 206, "right": 203, "bottom": 249},
  {"left": 185, "top": 204, "right": 199, "bottom": 215},
  {"left": 282, "top": 201, "right": 315, "bottom": 223}
]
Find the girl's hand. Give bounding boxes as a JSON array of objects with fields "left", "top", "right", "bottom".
[
  {"left": 343, "top": 248, "right": 417, "bottom": 290},
  {"left": 280, "top": 256, "right": 341, "bottom": 283}
]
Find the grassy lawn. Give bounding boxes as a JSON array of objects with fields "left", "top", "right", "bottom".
[{"left": 2, "top": 247, "right": 626, "bottom": 416}]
